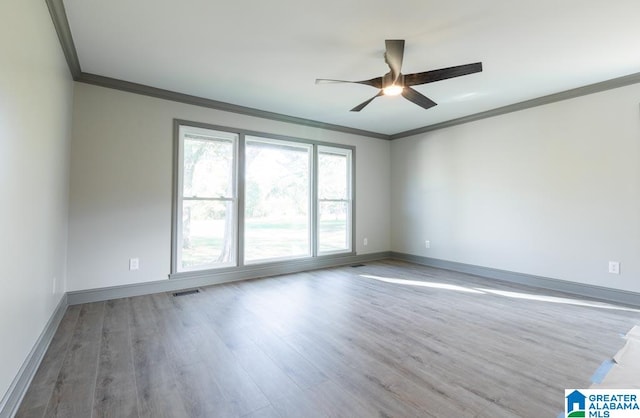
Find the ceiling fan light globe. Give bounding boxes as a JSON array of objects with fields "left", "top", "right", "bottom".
[{"left": 383, "top": 85, "right": 403, "bottom": 96}]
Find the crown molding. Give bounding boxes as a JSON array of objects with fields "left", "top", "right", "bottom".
[
  {"left": 390, "top": 71, "right": 640, "bottom": 139},
  {"left": 47, "top": 0, "right": 640, "bottom": 140},
  {"left": 76, "top": 72, "right": 390, "bottom": 140},
  {"left": 45, "top": 0, "right": 81, "bottom": 79}
]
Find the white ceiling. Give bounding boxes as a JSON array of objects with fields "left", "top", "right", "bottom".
[{"left": 62, "top": 0, "right": 640, "bottom": 136}]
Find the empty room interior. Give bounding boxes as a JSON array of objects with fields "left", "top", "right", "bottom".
[{"left": 3, "top": 0, "right": 640, "bottom": 417}]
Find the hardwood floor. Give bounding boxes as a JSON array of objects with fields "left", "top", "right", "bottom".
[{"left": 16, "top": 260, "right": 640, "bottom": 417}]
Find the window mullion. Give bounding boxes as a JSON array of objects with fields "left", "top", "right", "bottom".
[
  {"left": 318, "top": 198, "right": 349, "bottom": 203},
  {"left": 182, "top": 197, "right": 234, "bottom": 201},
  {"left": 237, "top": 133, "right": 246, "bottom": 267},
  {"left": 312, "top": 144, "right": 319, "bottom": 258}
]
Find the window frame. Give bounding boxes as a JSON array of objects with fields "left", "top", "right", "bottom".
[
  {"left": 317, "top": 145, "right": 353, "bottom": 255},
  {"left": 173, "top": 125, "right": 239, "bottom": 272},
  {"left": 243, "top": 135, "right": 314, "bottom": 264},
  {"left": 171, "top": 119, "right": 356, "bottom": 277}
]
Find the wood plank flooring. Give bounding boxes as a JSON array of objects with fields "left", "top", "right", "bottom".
[{"left": 16, "top": 260, "right": 640, "bottom": 417}]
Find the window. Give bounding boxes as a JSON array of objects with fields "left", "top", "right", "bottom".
[
  {"left": 318, "top": 146, "right": 352, "bottom": 254},
  {"left": 244, "top": 137, "right": 312, "bottom": 263},
  {"left": 175, "top": 126, "right": 237, "bottom": 272},
  {"left": 172, "top": 121, "right": 354, "bottom": 275}
]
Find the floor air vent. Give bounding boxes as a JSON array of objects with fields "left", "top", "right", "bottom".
[
  {"left": 173, "top": 289, "right": 200, "bottom": 297},
  {"left": 351, "top": 264, "right": 366, "bottom": 268}
]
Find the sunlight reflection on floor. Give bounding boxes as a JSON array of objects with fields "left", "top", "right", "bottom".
[
  {"left": 360, "top": 274, "right": 640, "bottom": 313},
  {"left": 359, "top": 274, "right": 485, "bottom": 294}
]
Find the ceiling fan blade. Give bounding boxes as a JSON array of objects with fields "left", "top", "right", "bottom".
[
  {"left": 402, "top": 87, "right": 437, "bottom": 110},
  {"left": 384, "top": 39, "right": 405, "bottom": 83},
  {"left": 315, "top": 77, "right": 383, "bottom": 89},
  {"left": 404, "top": 62, "right": 483, "bottom": 86},
  {"left": 350, "top": 91, "right": 384, "bottom": 112}
]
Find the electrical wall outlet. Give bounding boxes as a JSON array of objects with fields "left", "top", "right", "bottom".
[
  {"left": 363, "top": 238, "right": 368, "bottom": 246},
  {"left": 608, "top": 261, "right": 620, "bottom": 274},
  {"left": 129, "top": 258, "right": 140, "bottom": 271},
  {"left": 425, "top": 240, "right": 430, "bottom": 249},
  {"left": 52, "top": 276, "right": 57, "bottom": 294}
]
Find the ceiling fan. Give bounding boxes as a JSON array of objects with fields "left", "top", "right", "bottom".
[{"left": 316, "top": 39, "right": 482, "bottom": 112}]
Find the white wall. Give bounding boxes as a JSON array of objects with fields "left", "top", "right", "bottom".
[
  {"left": 391, "top": 84, "right": 640, "bottom": 293},
  {"left": 0, "top": 0, "right": 73, "bottom": 403},
  {"left": 67, "top": 83, "right": 391, "bottom": 291}
]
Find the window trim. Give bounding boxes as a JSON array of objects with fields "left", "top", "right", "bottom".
[
  {"left": 171, "top": 119, "right": 356, "bottom": 277},
  {"left": 174, "top": 125, "right": 239, "bottom": 272},
  {"left": 243, "top": 135, "right": 314, "bottom": 264},
  {"left": 317, "top": 145, "right": 353, "bottom": 255}
]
